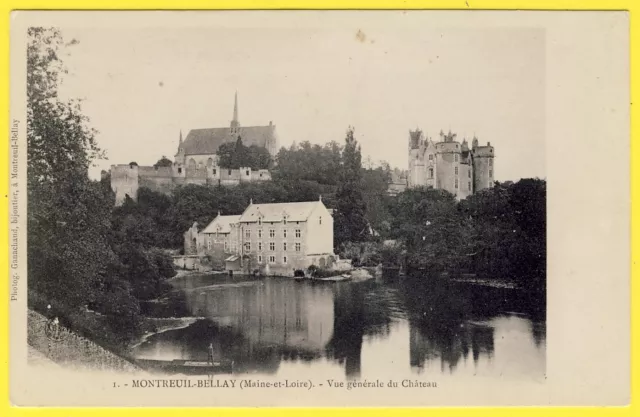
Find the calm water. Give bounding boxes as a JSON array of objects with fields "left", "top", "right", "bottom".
[{"left": 133, "top": 274, "right": 546, "bottom": 381}]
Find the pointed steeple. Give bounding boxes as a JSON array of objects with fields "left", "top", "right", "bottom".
[
  {"left": 231, "top": 91, "right": 240, "bottom": 129},
  {"left": 179, "top": 129, "right": 183, "bottom": 145}
]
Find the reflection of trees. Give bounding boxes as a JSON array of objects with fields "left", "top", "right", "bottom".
[{"left": 325, "top": 282, "right": 395, "bottom": 378}]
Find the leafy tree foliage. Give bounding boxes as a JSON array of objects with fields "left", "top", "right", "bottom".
[
  {"left": 217, "top": 137, "right": 271, "bottom": 170},
  {"left": 154, "top": 156, "right": 173, "bottom": 168},
  {"left": 334, "top": 127, "right": 369, "bottom": 245},
  {"left": 27, "top": 28, "right": 176, "bottom": 344},
  {"left": 273, "top": 141, "right": 343, "bottom": 185}
]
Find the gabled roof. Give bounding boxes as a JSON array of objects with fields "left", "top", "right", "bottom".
[
  {"left": 239, "top": 201, "right": 326, "bottom": 223},
  {"left": 201, "top": 215, "right": 241, "bottom": 234},
  {"left": 180, "top": 125, "right": 276, "bottom": 156}
]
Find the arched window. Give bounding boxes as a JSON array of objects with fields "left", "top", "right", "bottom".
[
  {"left": 188, "top": 158, "right": 196, "bottom": 171},
  {"left": 207, "top": 158, "right": 214, "bottom": 167}
]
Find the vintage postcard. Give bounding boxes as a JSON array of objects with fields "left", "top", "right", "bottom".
[{"left": 8, "top": 10, "right": 630, "bottom": 407}]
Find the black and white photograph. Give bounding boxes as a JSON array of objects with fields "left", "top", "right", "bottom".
[{"left": 9, "top": 10, "right": 629, "bottom": 407}]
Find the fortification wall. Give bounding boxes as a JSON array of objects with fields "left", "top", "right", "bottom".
[{"left": 111, "top": 164, "right": 139, "bottom": 205}]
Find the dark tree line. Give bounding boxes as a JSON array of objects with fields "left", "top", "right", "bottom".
[
  {"left": 217, "top": 137, "right": 272, "bottom": 170},
  {"left": 27, "top": 28, "right": 175, "bottom": 345}
]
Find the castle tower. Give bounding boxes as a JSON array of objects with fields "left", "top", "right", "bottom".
[
  {"left": 435, "top": 130, "right": 462, "bottom": 197},
  {"left": 471, "top": 137, "right": 495, "bottom": 192},
  {"left": 230, "top": 91, "right": 240, "bottom": 133}
]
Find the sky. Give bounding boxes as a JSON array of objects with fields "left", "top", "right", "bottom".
[{"left": 52, "top": 13, "right": 546, "bottom": 181}]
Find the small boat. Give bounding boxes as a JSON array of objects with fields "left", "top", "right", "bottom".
[
  {"left": 135, "top": 358, "right": 234, "bottom": 375},
  {"left": 311, "top": 275, "right": 352, "bottom": 283}
]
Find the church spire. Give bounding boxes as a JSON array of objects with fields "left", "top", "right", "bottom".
[
  {"left": 231, "top": 91, "right": 240, "bottom": 129},
  {"left": 179, "top": 129, "right": 183, "bottom": 145}
]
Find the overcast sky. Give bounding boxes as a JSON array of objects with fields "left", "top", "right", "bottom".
[{"left": 52, "top": 12, "right": 546, "bottom": 181}]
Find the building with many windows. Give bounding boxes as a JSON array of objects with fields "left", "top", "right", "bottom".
[{"left": 183, "top": 198, "right": 335, "bottom": 276}]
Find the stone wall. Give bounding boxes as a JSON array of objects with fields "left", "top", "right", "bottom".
[{"left": 27, "top": 310, "right": 140, "bottom": 373}]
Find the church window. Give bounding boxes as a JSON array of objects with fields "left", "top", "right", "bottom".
[
  {"left": 207, "top": 158, "right": 214, "bottom": 167},
  {"left": 455, "top": 179, "right": 459, "bottom": 189},
  {"left": 455, "top": 167, "right": 458, "bottom": 175},
  {"left": 188, "top": 158, "right": 196, "bottom": 171},
  {"left": 429, "top": 168, "right": 434, "bottom": 179}
]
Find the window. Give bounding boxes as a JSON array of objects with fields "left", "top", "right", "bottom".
[
  {"left": 213, "top": 168, "right": 217, "bottom": 175},
  {"left": 468, "top": 182, "right": 471, "bottom": 191},
  {"left": 245, "top": 242, "right": 251, "bottom": 251},
  {"left": 283, "top": 242, "right": 287, "bottom": 251},
  {"left": 178, "top": 167, "right": 182, "bottom": 174},
  {"left": 489, "top": 159, "right": 493, "bottom": 166},
  {"left": 455, "top": 154, "right": 459, "bottom": 162},
  {"left": 295, "top": 229, "right": 301, "bottom": 238},
  {"left": 283, "top": 256, "right": 288, "bottom": 264},
  {"left": 269, "top": 242, "right": 275, "bottom": 251},
  {"left": 258, "top": 217, "right": 262, "bottom": 226},
  {"left": 283, "top": 217, "right": 287, "bottom": 225},
  {"left": 295, "top": 242, "right": 301, "bottom": 252},
  {"left": 224, "top": 241, "right": 228, "bottom": 251},
  {"left": 207, "top": 240, "right": 212, "bottom": 250},
  {"left": 429, "top": 168, "right": 433, "bottom": 179},
  {"left": 428, "top": 154, "right": 433, "bottom": 161},
  {"left": 455, "top": 167, "right": 458, "bottom": 175},
  {"left": 258, "top": 255, "right": 263, "bottom": 263},
  {"left": 245, "top": 230, "right": 251, "bottom": 239},
  {"left": 319, "top": 216, "right": 322, "bottom": 225},
  {"left": 228, "top": 169, "right": 232, "bottom": 175},
  {"left": 269, "top": 229, "right": 275, "bottom": 238},
  {"left": 468, "top": 170, "right": 471, "bottom": 178},
  {"left": 258, "top": 229, "right": 262, "bottom": 238},
  {"left": 455, "top": 179, "right": 459, "bottom": 189},
  {"left": 258, "top": 242, "right": 262, "bottom": 251},
  {"left": 489, "top": 170, "right": 493, "bottom": 177},
  {"left": 269, "top": 255, "right": 276, "bottom": 264},
  {"left": 283, "top": 229, "right": 287, "bottom": 238},
  {"left": 246, "top": 170, "right": 250, "bottom": 176}
]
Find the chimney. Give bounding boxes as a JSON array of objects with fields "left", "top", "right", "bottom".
[{"left": 487, "top": 141, "right": 491, "bottom": 146}]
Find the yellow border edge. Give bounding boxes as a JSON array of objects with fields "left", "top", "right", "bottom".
[{"left": 1, "top": 1, "right": 636, "bottom": 417}]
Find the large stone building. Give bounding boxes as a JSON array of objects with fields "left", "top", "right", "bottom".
[
  {"left": 407, "top": 129, "right": 495, "bottom": 199},
  {"left": 110, "top": 93, "right": 277, "bottom": 205},
  {"left": 184, "top": 198, "right": 335, "bottom": 276}
]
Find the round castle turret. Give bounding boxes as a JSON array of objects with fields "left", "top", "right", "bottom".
[{"left": 472, "top": 138, "right": 495, "bottom": 192}]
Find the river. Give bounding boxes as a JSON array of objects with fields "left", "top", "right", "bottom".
[{"left": 133, "top": 274, "right": 546, "bottom": 382}]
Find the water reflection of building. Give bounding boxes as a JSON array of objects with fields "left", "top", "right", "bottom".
[
  {"left": 190, "top": 280, "right": 335, "bottom": 352},
  {"left": 409, "top": 321, "right": 495, "bottom": 372}
]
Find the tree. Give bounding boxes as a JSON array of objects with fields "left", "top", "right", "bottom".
[
  {"left": 154, "top": 156, "right": 173, "bottom": 168},
  {"left": 27, "top": 28, "right": 141, "bottom": 336},
  {"left": 217, "top": 138, "right": 272, "bottom": 169},
  {"left": 334, "top": 127, "right": 368, "bottom": 245}
]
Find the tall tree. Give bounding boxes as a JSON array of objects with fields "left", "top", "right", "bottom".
[{"left": 334, "top": 127, "right": 368, "bottom": 245}]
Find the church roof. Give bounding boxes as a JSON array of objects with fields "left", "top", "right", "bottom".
[
  {"left": 181, "top": 125, "right": 276, "bottom": 156},
  {"left": 201, "top": 215, "right": 241, "bottom": 234},
  {"left": 239, "top": 201, "right": 326, "bottom": 223}
]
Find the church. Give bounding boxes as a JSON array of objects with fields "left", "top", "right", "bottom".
[{"left": 109, "top": 93, "right": 277, "bottom": 205}]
